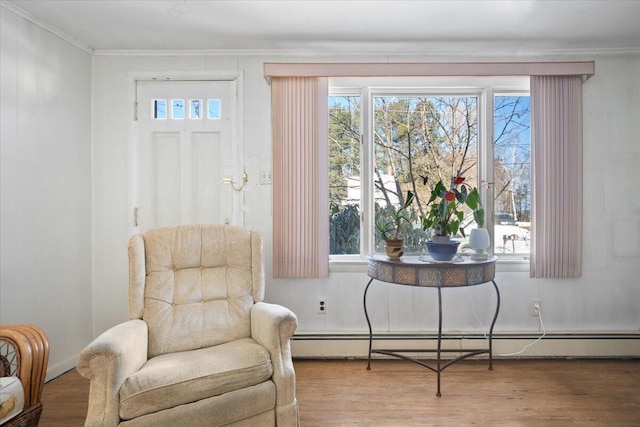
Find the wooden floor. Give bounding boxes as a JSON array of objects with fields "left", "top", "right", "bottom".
[{"left": 40, "top": 358, "right": 639, "bottom": 426}]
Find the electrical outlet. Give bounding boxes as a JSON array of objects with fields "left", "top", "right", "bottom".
[
  {"left": 317, "top": 298, "right": 327, "bottom": 314},
  {"left": 531, "top": 299, "right": 541, "bottom": 316},
  {"left": 259, "top": 168, "right": 272, "bottom": 185}
]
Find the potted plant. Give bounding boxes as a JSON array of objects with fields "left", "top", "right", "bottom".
[
  {"left": 375, "top": 190, "right": 415, "bottom": 259},
  {"left": 422, "top": 177, "right": 484, "bottom": 261}
]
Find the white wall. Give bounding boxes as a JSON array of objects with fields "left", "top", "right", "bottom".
[
  {"left": 91, "top": 52, "right": 640, "bottom": 356},
  {"left": 0, "top": 7, "right": 93, "bottom": 379},
  {"left": 2, "top": 2, "right": 638, "bottom": 375}
]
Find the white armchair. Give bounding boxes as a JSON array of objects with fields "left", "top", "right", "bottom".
[{"left": 77, "top": 225, "right": 299, "bottom": 426}]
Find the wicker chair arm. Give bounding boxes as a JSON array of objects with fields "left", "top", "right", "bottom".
[{"left": 0, "top": 324, "right": 50, "bottom": 427}]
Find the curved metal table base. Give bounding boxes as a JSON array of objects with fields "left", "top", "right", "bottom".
[{"left": 363, "top": 256, "right": 500, "bottom": 397}]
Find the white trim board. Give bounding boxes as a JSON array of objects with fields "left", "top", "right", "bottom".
[
  {"left": 49, "top": 332, "right": 638, "bottom": 383},
  {"left": 291, "top": 332, "right": 640, "bottom": 359}
]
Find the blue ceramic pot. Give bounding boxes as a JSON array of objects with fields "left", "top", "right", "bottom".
[{"left": 425, "top": 240, "right": 460, "bottom": 261}]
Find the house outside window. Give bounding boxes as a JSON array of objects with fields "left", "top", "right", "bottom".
[{"left": 328, "top": 77, "right": 530, "bottom": 260}]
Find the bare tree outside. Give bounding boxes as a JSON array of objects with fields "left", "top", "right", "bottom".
[
  {"left": 372, "top": 96, "right": 480, "bottom": 252},
  {"left": 328, "top": 92, "right": 530, "bottom": 256},
  {"left": 329, "top": 96, "right": 361, "bottom": 254}
]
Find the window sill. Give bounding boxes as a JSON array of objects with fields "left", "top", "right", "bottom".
[
  {"left": 328, "top": 256, "right": 369, "bottom": 273},
  {"left": 329, "top": 255, "right": 530, "bottom": 274}
]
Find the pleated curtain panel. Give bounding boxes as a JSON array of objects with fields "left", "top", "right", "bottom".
[
  {"left": 530, "top": 75, "right": 584, "bottom": 278},
  {"left": 271, "top": 77, "right": 329, "bottom": 278}
]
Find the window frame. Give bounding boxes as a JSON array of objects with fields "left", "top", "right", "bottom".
[{"left": 328, "top": 77, "right": 530, "bottom": 264}]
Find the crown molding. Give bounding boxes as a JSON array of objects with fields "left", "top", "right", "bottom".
[
  {"left": 92, "top": 46, "right": 640, "bottom": 58},
  {"left": 1, "top": 0, "right": 94, "bottom": 54}
]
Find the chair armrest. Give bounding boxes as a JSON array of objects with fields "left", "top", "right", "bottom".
[
  {"left": 76, "top": 319, "right": 148, "bottom": 427},
  {"left": 250, "top": 302, "right": 298, "bottom": 406},
  {"left": 251, "top": 302, "right": 298, "bottom": 345},
  {"left": 0, "top": 324, "right": 49, "bottom": 410}
]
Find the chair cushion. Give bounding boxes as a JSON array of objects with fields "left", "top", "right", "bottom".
[
  {"left": 119, "top": 382, "right": 276, "bottom": 427},
  {"left": 0, "top": 376, "right": 25, "bottom": 424},
  {"left": 119, "top": 338, "right": 273, "bottom": 420},
  {"left": 142, "top": 225, "right": 260, "bottom": 357}
]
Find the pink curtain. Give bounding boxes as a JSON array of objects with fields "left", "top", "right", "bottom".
[
  {"left": 530, "top": 75, "right": 583, "bottom": 278},
  {"left": 271, "top": 77, "right": 329, "bottom": 278}
]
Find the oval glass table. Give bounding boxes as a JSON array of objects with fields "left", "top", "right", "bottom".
[{"left": 364, "top": 254, "right": 500, "bottom": 397}]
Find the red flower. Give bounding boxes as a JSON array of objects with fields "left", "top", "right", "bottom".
[
  {"left": 453, "top": 176, "right": 465, "bottom": 185},
  {"left": 445, "top": 191, "right": 455, "bottom": 201}
]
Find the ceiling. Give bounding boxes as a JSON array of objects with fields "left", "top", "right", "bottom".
[{"left": 5, "top": 0, "right": 640, "bottom": 54}]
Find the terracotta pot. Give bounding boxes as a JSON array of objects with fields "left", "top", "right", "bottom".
[{"left": 384, "top": 239, "right": 404, "bottom": 259}]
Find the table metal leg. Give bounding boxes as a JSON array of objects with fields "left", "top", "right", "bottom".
[
  {"left": 363, "top": 272, "right": 500, "bottom": 397},
  {"left": 436, "top": 287, "right": 443, "bottom": 397},
  {"left": 363, "top": 278, "right": 374, "bottom": 370},
  {"left": 488, "top": 280, "right": 501, "bottom": 370}
]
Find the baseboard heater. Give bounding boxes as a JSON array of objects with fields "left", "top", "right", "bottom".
[
  {"left": 290, "top": 332, "right": 640, "bottom": 359},
  {"left": 293, "top": 331, "right": 640, "bottom": 340}
]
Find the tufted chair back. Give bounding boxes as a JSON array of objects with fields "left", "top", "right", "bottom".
[{"left": 127, "top": 224, "right": 265, "bottom": 357}]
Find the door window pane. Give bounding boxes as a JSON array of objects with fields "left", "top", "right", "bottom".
[
  {"left": 152, "top": 99, "right": 167, "bottom": 119},
  {"left": 190, "top": 99, "right": 203, "bottom": 119},
  {"left": 207, "top": 99, "right": 221, "bottom": 119},
  {"left": 172, "top": 99, "right": 185, "bottom": 119}
]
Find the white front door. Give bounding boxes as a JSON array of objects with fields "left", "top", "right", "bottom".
[{"left": 134, "top": 79, "right": 238, "bottom": 231}]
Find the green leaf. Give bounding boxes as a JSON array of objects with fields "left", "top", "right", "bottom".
[
  {"left": 402, "top": 190, "right": 415, "bottom": 209},
  {"left": 456, "top": 186, "right": 467, "bottom": 204},
  {"left": 466, "top": 188, "right": 480, "bottom": 210},
  {"left": 448, "top": 220, "right": 459, "bottom": 236},
  {"left": 474, "top": 209, "right": 485, "bottom": 228}
]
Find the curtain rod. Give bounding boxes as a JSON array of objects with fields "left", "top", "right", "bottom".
[{"left": 264, "top": 61, "right": 595, "bottom": 81}]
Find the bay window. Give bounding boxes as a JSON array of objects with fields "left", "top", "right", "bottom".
[{"left": 329, "top": 78, "right": 531, "bottom": 260}]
